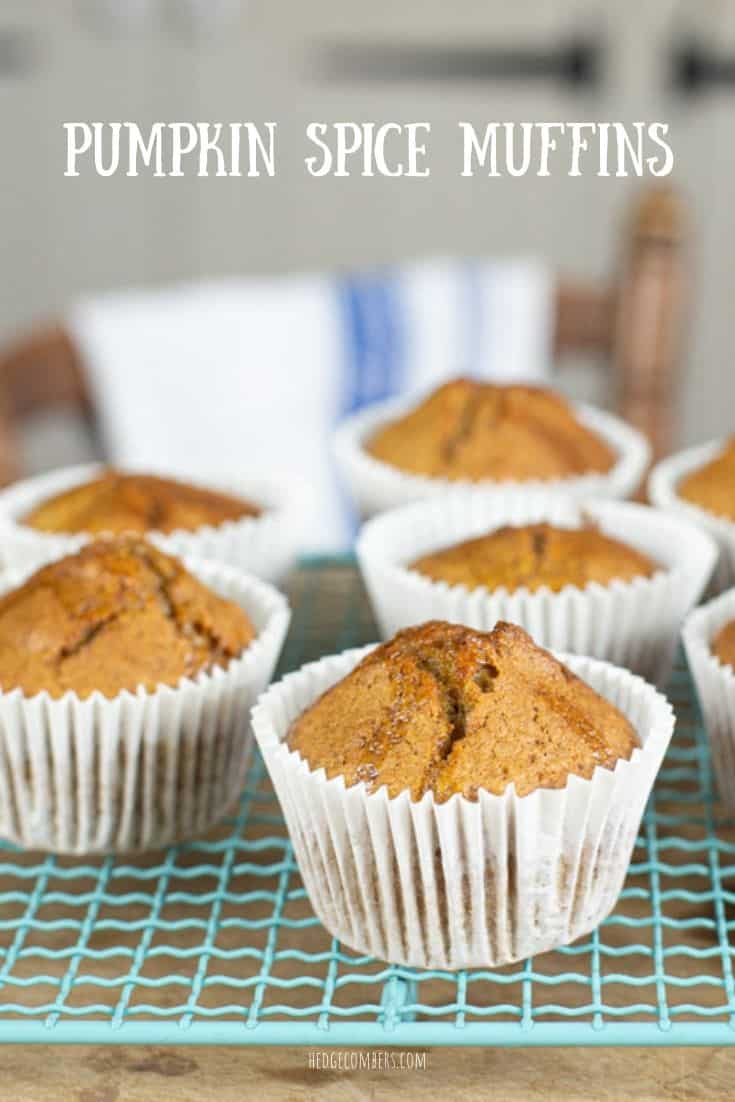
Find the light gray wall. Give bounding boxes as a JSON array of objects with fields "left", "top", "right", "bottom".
[{"left": 1, "top": 0, "right": 733, "bottom": 466}]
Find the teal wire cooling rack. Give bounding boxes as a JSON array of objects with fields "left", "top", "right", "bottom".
[{"left": 0, "top": 556, "right": 734, "bottom": 1046}]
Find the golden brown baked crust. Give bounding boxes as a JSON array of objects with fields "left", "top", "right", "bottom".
[
  {"left": 365, "top": 379, "right": 616, "bottom": 481},
  {"left": 22, "top": 471, "right": 261, "bottom": 536},
  {"left": 712, "top": 620, "right": 735, "bottom": 671},
  {"left": 411, "top": 523, "right": 658, "bottom": 594},
  {"left": 287, "top": 620, "right": 637, "bottom": 801},
  {"left": 0, "top": 537, "right": 255, "bottom": 699},
  {"left": 678, "top": 439, "right": 735, "bottom": 521}
]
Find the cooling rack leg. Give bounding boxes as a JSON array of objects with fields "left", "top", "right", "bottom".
[{"left": 380, "top": 974, "right": 418, "bottom": 1029}]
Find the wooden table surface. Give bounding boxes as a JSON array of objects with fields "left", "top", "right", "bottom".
[{"left": 2, "top": 1043, "right": 734, "bottom": 1101}]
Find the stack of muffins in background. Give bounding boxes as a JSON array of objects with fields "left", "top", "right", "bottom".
[{"left": 2, "top": 377, "right": 735, "bottom": 973}]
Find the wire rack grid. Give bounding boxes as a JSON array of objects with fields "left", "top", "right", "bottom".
[{"left": 0, "top": 556, "right": 734, "bottom": 1046}]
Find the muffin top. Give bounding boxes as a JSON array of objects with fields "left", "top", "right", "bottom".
[
  {"left": 0, "top": 537, "right": 255, "bottom": 699},
  {"left": 712, "top": 619, "right": 735, "bottom": 671},
  {"left": 411, "top": 522, "right": 658, "bottom": 594},
  {"left": 288, "top": 620, "right": 637, "bottom": 802},
  {"left": 365, "top": 379, "right": 616, "bottom": 482},
  {"left": 21, "top": 470, "right": 261, "bottom": 536},
  {"left": 678, "top": 439, "right": 735, "bottom": 521}
]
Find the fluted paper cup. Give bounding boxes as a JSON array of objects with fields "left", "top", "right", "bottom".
[
  {"left": 0, "top": 463, "right": 298, "bottom": 583},
  {"left": 0, "top": 558, "right": 290, "bottom": 854},
  {"left": 252, "top": 647, "right": 674, "bottom": 970},
  {"left": 649, "top": 440, "right": 735, "bottom": 593},
  {"left": 334, "top": 395, "right": 651, "bottom": 519},
  {"left": 356, "top": 493, "right": 716, "bottom": 686},
  {"left": 683, "top": 589, "right": 735, "bottom": 810}
]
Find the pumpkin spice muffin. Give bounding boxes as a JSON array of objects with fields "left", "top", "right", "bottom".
[
  {"left": 365, "top": 378, "right": 616, "bottom": 482},
  {"left": 22, "top": 470, "right": 261, "bottom": 536},
  {"left": 357, "top": 496, "right": 716, "bottom": 685},
  {"left": 410, "top": 522, "right": 658, "bottom": 594},
  {"left": 0, "top": 538, "right": 289, "bottom": 854},
  {"left": 256, "top": 620, "right": 672, "bottom": 967},
  {"left": 0, "top": 536, "right": 255, "bottom": 699},
  {"left": 677, "top": 438, "right": 735, "bottom": 522},
  {"left": 288, "top": 620, "right": 638, "bottom": 802},
  {"left": 683, "top": 591, "right": 735, "bottom": 814},
  {"left": 712, "top": 619, "right": 735, "bottom": 671}
]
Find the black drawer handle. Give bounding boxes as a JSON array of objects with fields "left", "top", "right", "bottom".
[
  {"left": 316, "top": 38, "right": 601, "bottom": 88},
  {"left": 673, "top": 42, "right": 735, "bottom": 93}
]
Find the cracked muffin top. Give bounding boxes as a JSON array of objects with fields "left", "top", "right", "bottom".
[
  {"left": 712, "top": 619, "right": 735, "bottom": 671},
  {"left": 21, "top": 470, "right": 261, "bottom": 536},
  {"left": 0, "top": 537, "right": 255, "bottom": 699},
  {"left": 410, "top": 523, "right": 658, "bottom": 594},
  {"left": 678, "top": 439, "right": 735, "bottom": 521},
  {"left": 365, "top": 379, "right": 616, "bottom": 482},
  {"left": 287, "top": 621, "right": 637, "bottom": 801}
]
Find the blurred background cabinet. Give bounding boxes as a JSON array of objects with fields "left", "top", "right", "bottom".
[{"left": 0, "top": 0, "right": 733, "bottom": 457}]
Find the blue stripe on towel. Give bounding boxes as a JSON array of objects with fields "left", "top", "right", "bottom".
[
  {"left": 463, "top": 260, "right": 484, "bottom": 380},
  {"left": 337, "top": 269, "right": 406, "bottom": 543},
  {"left": 340, "top": 279, "right": 368, "bottom": 416},
  {"left": 340, "top": 270, "right": 405, "bottom": 414},
  {"left": 373, "top": 273, "right": 406, "bottom": 401}
]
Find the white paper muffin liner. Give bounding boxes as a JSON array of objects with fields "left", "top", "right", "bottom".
[
  {"left": 334, "top": 394, "right": 651, "bottom": 519},
  {"left": 0, "top": 463, "right": 299, "bottom": 583},
  {"left": 252, "top": 646, "right": 674, "bottom": 970},
  {"left": 0, "top": 557, "right": 290, "bottom": 854},
  {"left": 356, "top": 492, "right": 717, "bottom": 687},
  {"left": 649, "top": 440, "right": 735, "bottom": 593},
  {"left": 683, "top": 589, "right": 735, "bottom": 810}
]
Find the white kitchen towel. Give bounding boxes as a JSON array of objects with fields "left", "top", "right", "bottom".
[{"left": 68, "top": 257, "right": 552, "bottom": 551}]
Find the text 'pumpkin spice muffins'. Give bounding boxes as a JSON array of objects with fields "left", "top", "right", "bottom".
[
  {"left": 334, "top": 379, "right": 651, "bottom": 518},
  {"left": 0, "top": 537, "right": 290, "bottom": 854},
  {"left": 356, "top": 492, "right": 716, "bottom": 685},
  {"left": 683, "top": 589, "right": 735, "bottom": 811},
  {"left": 252, "top": 621, "right": 674, "bottom": 969},
  {"left": 0, "top": 463, "right": 298, "bottom": 582},
  {"left": 649, "top": 439, "right": 735, "bottom": 593}
]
